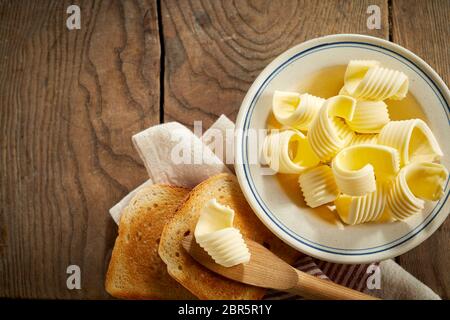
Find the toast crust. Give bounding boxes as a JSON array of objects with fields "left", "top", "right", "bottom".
[
  {"left": 105, "top": 184, "right": 196, "bottom": 300},
  {"left": 158, "top": 173, "right": 299, "bottom": 300}
]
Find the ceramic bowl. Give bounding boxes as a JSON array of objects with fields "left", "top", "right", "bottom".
[{"left": 234, "top": 34, "right": 450, "bottom": 263}]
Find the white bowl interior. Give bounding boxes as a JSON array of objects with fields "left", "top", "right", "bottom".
[{"left": 237, "top": 38, "right": 450, "bottom": 262}]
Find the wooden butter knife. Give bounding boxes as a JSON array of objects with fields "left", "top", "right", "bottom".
[{"left": 182, "top": 234, "right": 379, "bottom": 300}]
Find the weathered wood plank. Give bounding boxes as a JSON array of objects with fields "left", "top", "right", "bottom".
[
  {"left": 4, "top": 0, "right": 447, "bottom": 300},
  {"left": 391, "top": 0, "right": 450, "bottom": 299},
  {"left": 162, "top": 0, "right": 389, "bottom": 129},
  {"left": 0, "top": 0, "right": 160, "bottom": 298}
]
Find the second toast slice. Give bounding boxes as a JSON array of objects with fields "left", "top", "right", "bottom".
[{"left": 158, "top": 173, "right": 299, "bottom": 299}]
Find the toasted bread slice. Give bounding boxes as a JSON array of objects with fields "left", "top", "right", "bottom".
[
  {"left": 105, "top": 184, "right": 195, "bottom": 299},
  {"left": 158, "top": 173, "right": 299, "bottom": 299}
]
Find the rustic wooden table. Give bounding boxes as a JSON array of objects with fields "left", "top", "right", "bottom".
[{"left": 1, "top": 0, "right": 449, "bottom": 299}]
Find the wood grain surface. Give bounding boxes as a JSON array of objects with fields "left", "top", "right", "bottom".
[
  {"left": 0, "top": 0, "right": 160, "bottom": 298},
  {"left": 391, "top": 0, "right": 450, "bottom": 299},
  {"left": 162, "top": 0, "right": 388, "bottom": 128},
  {"left": 0, "top": 0, "right": 448, "bottom": 299}
]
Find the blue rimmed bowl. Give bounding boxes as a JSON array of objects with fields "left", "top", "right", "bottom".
[{"left": 234, "top": 34, "right": 450, "bottom": 264}]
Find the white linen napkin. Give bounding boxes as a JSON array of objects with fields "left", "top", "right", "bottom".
[{"left": 109, "top": 115, "right": 440, "bottom": 300}]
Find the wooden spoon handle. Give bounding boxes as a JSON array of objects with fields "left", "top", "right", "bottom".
[{"left": 288, "top": 269, "right": 379, "bottom": 300}]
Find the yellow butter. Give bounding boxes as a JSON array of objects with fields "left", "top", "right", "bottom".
[
  {"left": 406, "top": 163, "right": 448, "bottom": 201},
  {"left": 344, "top": 60, "right": 380, "bottom": 88},
  {"left": 298, "top": 165, "right": 339, "bottom": 208},
  {"left": 343, "top": 60, "right": 409, "bottom": 101},
  {"left": 378, "top": 119, "right": 443, "bottom": 166},
  {"left": 268, "top": 61, "right": 447, "bottom": 226},
  {"left": 338, "top": 86, "right": 350, "bottom": 96},
  {"left": 308, "top": 95, "right": 356, "bottom": 161},
  {"left": 388, "top": 162, "right": 449, "bottom": 220},
  {"left": 335, "top": 181, "right": 387, "bottom": 225},
  {"left": 332, "top": 144, "right": 400, "bottom": 196},
  {"left": 195, "top": 199, "right": 250, "bottom": 267},
  {"left": 349, "top": 133, "right": 378, "bottom": 146},
  {"left": 347, "top": 100, "right": 390, "bottom": 133},
  {"left": 272, "top": 91, "right": 325, "bottom": 130},
  {"left": 262, "top": 129, "right": 320, "bottom": 174}
]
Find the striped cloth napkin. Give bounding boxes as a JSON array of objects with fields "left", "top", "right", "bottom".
[
  {"left": 264, "top": 256, "right": 377, "bottom": 300},
  {"left": 110, "top": 115, "right": 440, "bottom": 300}
]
